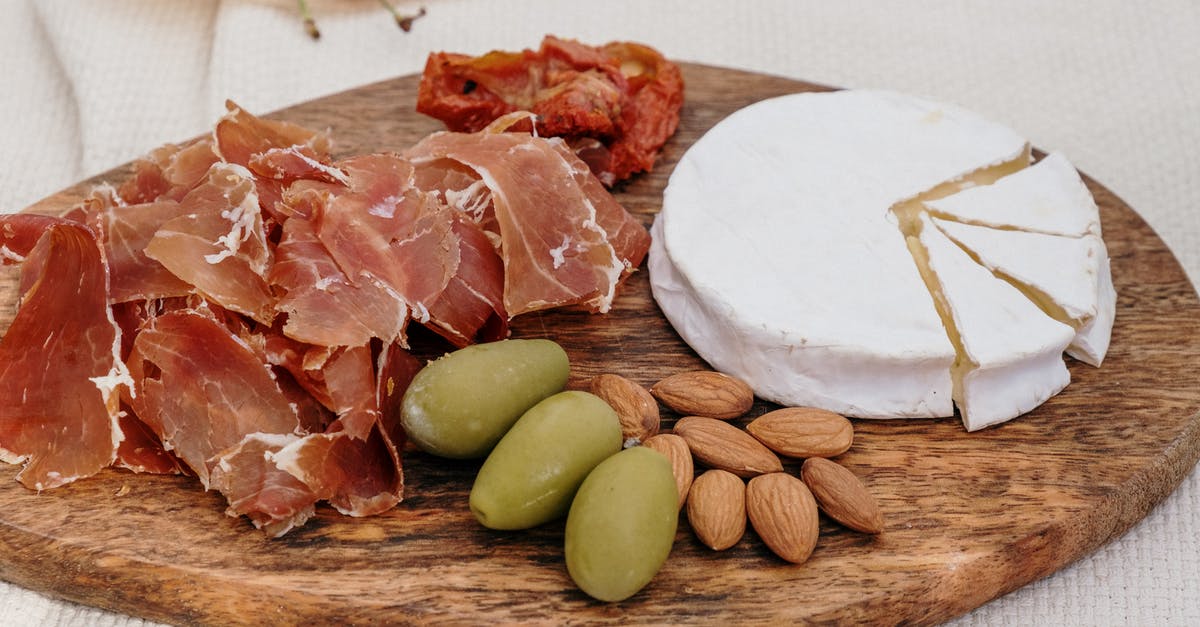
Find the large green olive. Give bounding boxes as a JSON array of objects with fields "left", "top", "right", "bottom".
[
  {"left": 469, "top": 391, "right": 621, "bottom": 530},
  {"left": 400, "top": 339, "right": 569, "bottom": 459},
  {"left": 564, "top": 446, "right": 679, "bottom": 602}
]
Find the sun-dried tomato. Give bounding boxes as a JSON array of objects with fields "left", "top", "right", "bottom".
[{"left": 416, "top": 36, "right": 684, "bottom": 186}]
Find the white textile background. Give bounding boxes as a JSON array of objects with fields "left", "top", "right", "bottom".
[{"left": 1, "top": 0, "right": 1198, "bottom": 624}]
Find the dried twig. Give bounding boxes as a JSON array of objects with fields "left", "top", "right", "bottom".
[
  {"left": 297, "top": 0, "right": 320, "bottom": 39},
  {"left": 378, "top": 1, "right": 427, "bottom": 32}
]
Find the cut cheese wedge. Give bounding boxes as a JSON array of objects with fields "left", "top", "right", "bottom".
[
  {"left": 911, "top": 214, "right": 1075, "bottom": 431},
  {"left": 651, "top": 89, "right": 1029, "bottom": 419},
  {"left": 932, "top": 217, "right": 1116, "bottom": 366},
  {"left": 925, "top": 152, "right": 1101, "bottom": 237},
  {"left": 650, "top": 89, "right": 1114, "bottom": 430}
]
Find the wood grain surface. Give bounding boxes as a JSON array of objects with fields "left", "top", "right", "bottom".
[{"left": 1, "top": 64, "right": 1199, "bottom": 626}]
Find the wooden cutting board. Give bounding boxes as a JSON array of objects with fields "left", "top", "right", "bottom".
[{"left": 2, "top": 64, "right": 1199, "bottom": 626}]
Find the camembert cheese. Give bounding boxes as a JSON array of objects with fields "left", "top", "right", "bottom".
[{"left": 650, "top": 90, "right": 1115, "bottom": 430}]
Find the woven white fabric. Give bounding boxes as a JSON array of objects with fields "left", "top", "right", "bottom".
[{"left": 1, "top": 0, "right": 1197, "bottom": 624}]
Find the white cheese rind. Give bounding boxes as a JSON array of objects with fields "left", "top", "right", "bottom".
[
  {"left": 925, "top": 152, "right": 1101, "bottom": 237},
  {"left": 652, "top": 90, "right": 1030, "bottom": 419},
  {"left": 1070, "top": 253, "right": 1116, "bottom": 366},
  {"left": 916, "top": 214, "right": 1075, "bottom": 431},
  {"left": 932, "top": 217, "right": 1115, "bottom": 366},
  {"left": 650, "top": 218, "right": 954, "bottom": 418}
]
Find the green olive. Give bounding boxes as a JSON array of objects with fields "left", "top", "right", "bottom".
[
  {"left": 564, "top": 446, "right": 679, "bottom": 602},
  {"left": 400, "top": 339, "right": 569, "bottom": 459},
  {"left": 469, "top": 391, "right": 621, "bottom": 530}
]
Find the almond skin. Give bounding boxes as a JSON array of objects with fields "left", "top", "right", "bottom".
[
  {"left": 746, "top": 472, "right": 819, "bottom": 564},
  {"left": 590, "top": 374, "right": 661, "bottom": 447},
  {"left": 800, "top": 457, "right": 885, "bottom": 534},
  {"left": 673, "top": 416, "right": 782, "bottom": 478},
  {"left": 686, "top": 469, "right": 746, "bottom": 550},
  {"left": 746, "top": 407, "right": 853, "bottom": 458},
  {"left": 650, "top": 371, "right": 754, "bottom": 420},
  {"left": 641, "top": 433, "right": 694, "bottom": 509}
]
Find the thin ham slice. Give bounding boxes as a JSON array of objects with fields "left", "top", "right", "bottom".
[
  {"left": 407, "top": 124, "right": 650, "bottom": 315},
  {"left": 209, "top": 433, "right": 318, "bottom": 537},
  {"left": 274, "top": 346, "right": 405, "bottom": 516},
  {"left": 115, "top": 407, "right": 186, "bottom": 475},
  {"left": 424, "top": 212, "right": 508, "bottom": 347},
  {"left": 214, "top": 100, "right": 332, "bottom": 168},
  {"left": 313, "top": 154, "right": 458, "bottom": 325},
  {"left": 92, "top": 200, "right": 195, "bottom": 303},
  {"left": 128, "top": 310, "right": 300, "bottom": 488},
  {"left": 0, "top": 216, "right": 127, "bottom": 490},
  {"left": 144, "top": 162, "right": 276, "bottom": 324},
  {"left": 271, "top": 211, "right": 407, "bottom": 347},
  {"left": 119, "top": 139, "right": 220, "bottom": 205}
]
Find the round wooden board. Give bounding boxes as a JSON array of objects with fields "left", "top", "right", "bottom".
[{"left": 2, "top": 64, "right": 1199, "bottom": 626}]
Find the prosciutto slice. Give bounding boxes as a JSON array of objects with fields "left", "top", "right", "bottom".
[
  {"left": 214, "top": 101, "right": 333, "bottom": 168},
  {"left": 128, "top": 310, "right": 300, "bottom": 488},
  {"left": 0, "top": 216, "right": 127, "bottom": 490},
  {"left": 271, "top": 209, "right": 407, "bottom": 347},
  {"left": 92, "top": 200, "right": 195, "bottom": 303},
  {"left": 119, "top": 139, "right": 220, "bottom": 205},
  {"left": 144, "top": 163, "right": 276, "bottom": 323},
  {"left": 408, "top": 125, "right": 650, "bottom": 315},
  {"left": 209, "top": 433, "right": 318, "bottom": 537},
  {"left": 274, "top": 346, "right": 405, "bottom": 516}
]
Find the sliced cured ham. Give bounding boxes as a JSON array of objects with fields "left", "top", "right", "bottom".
[
  {"left": 119, "top": 139, "right": 220, "bottom": 205},
  {"left": 214, "top": 100, "right": 333, "bottom": 168},
  {"left": 274, "top": 346, "right": 404, "bottom": 516},
  {"left": 313, "top": 154, "right": 458, "bottom": 323},
  {"left": 0, "top": 98, "right": 646, "bottom": 535},
  {"left": 271, "top": 214, "right": 408, "bottom": 347},
  {"left": 209, "top": 433, "right": 318, "bottom": 537},
  {"left": 0, "top": 216, "right": 127, "bottom": 490},
  {"left": 144, "top": 163, "right": 276, "bottom": 324},
  {"left": 92, "top": 200, "right": 195, "bottom": 303},
  {"left": 423, "top": 212, "right": 508, "bottom": 347},
  {"left": 115, "top": 407, "right": 186, "bottom": 475},
  {"left": 408, "top": 125, "right": 650, "bottom": 315},
  {"left": 128, "top": 310, "right": 300, "bottom": 488}
]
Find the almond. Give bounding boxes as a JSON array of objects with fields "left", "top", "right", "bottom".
[
  {"left": 641, "top": 433, "right": 694, "bottom": 509},
  {"left": 673, "top": 416, "right": 782, "bottom": 478},
  {"left": 800, "top": 457, "right": 884, "bottom": 534},
  {"left": 650, "top": 371, "right": 754, "bottom": 420},
  {"left": 686, "top": 469, "right": 746, "bottom": 550},
  {"left": 746, "top": 472, "right": 819, "bottom": 564},
  {"left": 746, "top": 407, "right": 853, "bottom": 458},
  {"left": 590, "top": 374, "right": 660, "bottom": 447}
]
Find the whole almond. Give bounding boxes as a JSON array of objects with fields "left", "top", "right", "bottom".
[
  {"left": 746, "top": 407, "right": 854, "bottom": 458},
  {"left": 673, "top": 416, "right": 782, "bottom": 478},
  {"left": 641, "top": 433, "right": 694, "bottom": 509},
  {"left": 746, "top": 472, "right": 819, "bottom": 564},
  {"left": 800, "top": 457, "right": 884, "bottom": 534},
  {"left": 590, "top": 374, "right": 660, "bottom": 447},
  {"left": 686, "top": 469, "right": 746, "bottom": 550},
  {"left": 650, "top": 371, "right": 754, "bottom": 420}
]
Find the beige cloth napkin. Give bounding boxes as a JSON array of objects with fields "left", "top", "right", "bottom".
[{"left": 1, "top": 0, "right": 1198, "bottom": 624}]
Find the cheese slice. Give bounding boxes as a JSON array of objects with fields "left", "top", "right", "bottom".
[
  {"left": 925, "top": 152, "right": 1101, "bottom": 237},
  {"left": 911, "top": 214, "right": 1075, "bottom": 431},
  {"left": 932, "top": 217, "right": 1115, "bottom": 366},
  {"left": 652, "top": 90, "right": 1029, "bottom": 418}
]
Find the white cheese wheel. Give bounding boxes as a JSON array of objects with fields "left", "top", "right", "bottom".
[
  {"left": 649, "top": 89, "right": 1114, "bottom": 429},
  {"left": 651, "top": 90, "right": 1029, "bottom": 419}
]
